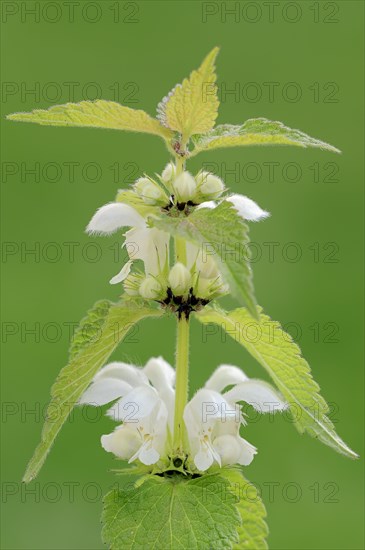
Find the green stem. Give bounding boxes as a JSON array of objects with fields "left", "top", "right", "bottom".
[
  {"left": 173, "top": 315, "right": 190, "bottom": 453},
  {"left": 175, "top": 155, "right": 184, "bottom": 177},
  {"left": 172, "top": 150, "right": 189, "bottom": 454}
]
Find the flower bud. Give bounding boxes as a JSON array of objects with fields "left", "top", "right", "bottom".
[
  {"left": 139, "top": 276, "right": 163, "bottom": 300},
  {"left": 195, "top": 274, "right": 228, "bottom": 300},
  {"left": 194, "top": 277, "right": 212, "bottom": 299},
  {"left": 168, "top": 263, "right": 191, "bottom": 296},
  {"left": 161, "top": 162, "right": 175, "bottom": 183},
  {"left": 197, "top": 172, "right": 225, "bottom": 199},
  {"left": 196, "top": 250, "right": 219, "bottom": 279},
  {"left": 172, "top": 171, "right": 197, "bottom": 203},
  {"left": 123, "top": 273, "right": 143, "bottom": 296},
  {"left": 134, "top": 177, "right": 166, "bottom": 205}
]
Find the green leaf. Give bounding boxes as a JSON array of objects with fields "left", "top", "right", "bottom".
[
  {"left": 68, "top": 299, "right": 111, "bottom": 360},
  {"left": 102, "top": 473, "right": 241, "bottom": 549},
  {"left": 196, "top": 305, "right": 358, "bottom": 459},
  {"left": 221, "top": 468, "right": 268, "bottom": 550},
  {"left": 23, "top": 298, "right": 163, "bottom": 483},
  {"left": 190, "top": 118, "right": 341, "bottom": 156},
  {"left": 157, "top": 47, "right": 220, "bottom": 140},
  {"left": 150, "top": 201, "right": 258, "bottom": 318},
  {"left": 7, "top": 100, "right": 173, "bottom": 140}
]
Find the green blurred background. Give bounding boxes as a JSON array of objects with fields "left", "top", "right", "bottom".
[{"left": 1, "top": 1, "right": 363, "bottom": 548}]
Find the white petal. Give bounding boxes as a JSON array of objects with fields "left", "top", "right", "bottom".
[
  {"left": 101, "top": 425, "right": 140, "bottom": 459},
  {"left": 237, "top": 437, "right": 257, "bottom": 466},
  {"left": 213, "top": 434, "right": 257, "bottom": 466},
  {"left": 144, "top": 356, "right": 175, "bottom": 391},
  {"left": 125, "top": 227, "right": 169, "bottom": 276},
  {"left": 79, "top": 379, "right": 132, "bottom": 406},
  {"left": 109, "top": 260, "right": 133, "bottom": 285},
  {"left": 224, "top": 380, "right": 287, "bottom": 413},
  {"left": 107, "top": 385, "right": 159, "bottom": 422},
  {"left": 86, "top": 203, "right": 146, "bottom": 235},
  {"left": 158, "top": 387, "right": 175, "bottom": 432},
  {"left": 185, "top": 241, "right": 200, "bottom": 271},
  {"left": 196, "top": 201, "right": 216, "bottom": 210},
  {"left": 136, "top": 444, "right": 160, "bottom": 465},
  {"left": 173, "top": 171, "right": 197, "bottom": 202},
  {"left": 213, "top": 434, "right": 242, "bottom": 465},
  {"left": 196, "top": 249, "right": 219, "bottom": 279},
  {"left": 227, "top": 194, "right": 270, "bottom": 222},
  {"left": 204, "top": 365, "right": 249, "bottom": 393},
  {"left": 140, "top": 399, "right": 169, "bottom": 439},
  {"left": 143, "top": 357, "right": 176, "bottom": 427},
  {"left": 185, "top": 389, "right": 229, "bottom": 422},
  {"left": 184, "top": 389, "right": 234, "bottom": 435},
  {"left": 194, "top": 449, "right": 214, "bottom": 471},
  {"left": 94, "top": 362, "right": 148, "bottom": 387}
]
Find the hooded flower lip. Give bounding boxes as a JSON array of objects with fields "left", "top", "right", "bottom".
[
  {"left": 184, "top": 364, "right": 287, "bottom": 472},
  {"left": 226, "top": 194, "right": 270, "bottom": 222},
  {"left": 79, "top": 358, "right": 286, "bottom": 473},
  {"left": 86, "top": 202, "right": 146, "bottom": 235},
  {"left": 78, "top": 357, "right": 175, "bottom": 466}
]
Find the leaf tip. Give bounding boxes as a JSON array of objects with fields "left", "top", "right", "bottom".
[
  {"left": 346, "top": 448, "right": 360, "bottom": 460},
  {"left": 22, "top": 470, "right": 34, "bottom": 484}
]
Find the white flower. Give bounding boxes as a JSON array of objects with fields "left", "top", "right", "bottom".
[
  {"left": 161, "top": 161, "right": 175, "bottom": 184},
  {"left": 134, "top": 177, "right": 168, "bottom": 205},
  {"left": 184, "top": 365, "right": 287, "bottom": 471},
  {"left": 196, "top": 171, "right": 225, "bottom": 199},
  {"left": 168, "top": 263, "right": 191, "bottom": 296},
  {"left": 185, "top": 241, "right": 228, "bottom": 299},
  {"left": 139, "top": 276, "right": 163, "bottom": 300},
  {"left": 172, "top": 171, "right": 197, "bottom": 203},
  {"left": 109, "top": 259, "right": 133, "bottom": 285},
  {"left": 186, "top": 241, "right": 220, "bottom": 280},
  {"left": 86, "top": 202, "right": 169, "bottom": 285},
  {"left": 78, "top": 357, "right": 175, "bottom": 466},
  {"left": 124, "top": 226, "right": 169, "bottom": 278}
]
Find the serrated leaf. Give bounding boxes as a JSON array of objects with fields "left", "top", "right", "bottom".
[
  {"left": 196, "top": 306, "right": 358, "bottom": 459},
  {"left": 150, "top": 201, "right": 258, "bottom": 318},
  {"left": 69, "top": 299, "right": 111, "bottom": 360},
  {"left": 190, "top": 118, "right": 341, "bottom": 156},
  {"left": 23, "top": 299, "right": 163, "bottom": 483},
  {"left": 221, "top": 468, "right": 268, "bottom": 550},
  {"left": 157, "top": 47, "right": 220, "bottom": 140},
  {"left": 102, "top": 473, "right": 241, "bottom": 549},
  {"left": 7, "top": 100, "right": 173, "bottom": 139}
]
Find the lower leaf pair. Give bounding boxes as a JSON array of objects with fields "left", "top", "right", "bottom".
[
  {"left": 23, "top": 297, "right": 357, "bottom": 485},
  {"left": 102, "top": 469, "right": 268, "bottom": 550}
]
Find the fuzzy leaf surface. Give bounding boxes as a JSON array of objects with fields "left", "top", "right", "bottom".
[
  {"left": 102, "top": 473, "right": 241, "bottom": 549},
  {"left": 196, "top": 306, "right": 357, "bottom": 459},
  {"left": 221, "top": 468, "right": 268, "bottom": 550},
  {"left": 190, "top": 118, "right": 341, "bottom": 156},
  {"left": 23, "top": 299, "right": 162, "bottom": 482},
  {"left": 7, "top": 100, "right": 173, "bottom": 139},
  {"left": 157, "top": 47, "right": 219, "bottom": 139}
]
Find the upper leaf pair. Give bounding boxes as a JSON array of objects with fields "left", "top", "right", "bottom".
[{"left": 6, "top": 47, "right": 340, "bottom": 157}]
